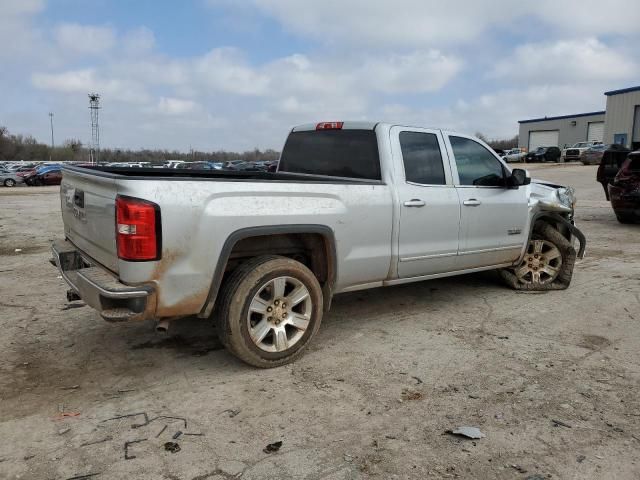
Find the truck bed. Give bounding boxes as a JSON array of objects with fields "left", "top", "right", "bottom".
[{"left": 66, "top": 165, "right": 384, "bottom": 184}]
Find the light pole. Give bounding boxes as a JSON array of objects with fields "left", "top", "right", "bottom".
[{"left": 49, "top": 112, "right": 54, "bottom": 162}]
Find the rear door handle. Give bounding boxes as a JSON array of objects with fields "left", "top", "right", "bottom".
[
  {"left": 403, "top": 199, "right": 426, "bottom": 207},
  {"left": 463, "top": 199, "right": 482, "bottom": 207}
]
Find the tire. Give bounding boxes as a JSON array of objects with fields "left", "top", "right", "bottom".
[
  {"left": 215, "top": 255, "right": 323, "bottom": 368},
  {"left": 4, "top": 179, "right": 16, "bottom": 187},
  {"left": 499, "top": 222, "right": 576, "bottom": 291},
  {"left": 616, "top": 213, "right": 635, "bottom": 224}
]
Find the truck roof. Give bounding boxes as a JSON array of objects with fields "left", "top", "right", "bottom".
[{"left": 292, "top": 121, "right": 379, "bottom": 132}]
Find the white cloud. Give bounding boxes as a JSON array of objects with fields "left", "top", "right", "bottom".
[
  {"left": 157, "top": 97, "right": 197, "bottom": 115},
  {"left": 54, "top": 23, "right": 116, "bottom": 55},
  {"left": 361, "top": 51, "right": 462, "bottom": 93},
  {"left": 243, "top": 0, "right": 640, "bottom": 47},
  {"left": 492, "top": 38, "right": 638, "bottom": 83},
  {"left": 6, "top": 0, "right": 640, "bottom": 152},
  {"left": 31, "top": 68, "right": 149, "bottom": 103},
  {"left": 0, "top": 0, "right": 46, "bottom": 60}
]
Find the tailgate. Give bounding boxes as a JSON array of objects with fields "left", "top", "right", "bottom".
[{"left": 60, "top": 168, "right": 119, "bottom": 273}]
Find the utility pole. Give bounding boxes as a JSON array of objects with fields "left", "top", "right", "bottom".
[
  {"left": 49, "top": 112, "right": 54, "bottom": 162},
  {"left": 88, "top": 93, "right": 101, "bottom": 164}
]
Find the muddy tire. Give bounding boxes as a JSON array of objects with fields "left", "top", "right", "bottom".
[
  {"left": 499, "top": 222, "right": 576, "bottom": 291},
  {"left": 215, "top": 255, "right": 323, "bottom": 368}
]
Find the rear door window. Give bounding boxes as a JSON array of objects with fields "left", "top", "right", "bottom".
[
  {"left": 279, "top": 129, "right": 381, "bottom": 180},
  {"left": 399, "top": 131, "right": 446, "bottom": 185}
]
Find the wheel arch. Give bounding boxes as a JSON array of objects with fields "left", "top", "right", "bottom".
[
  {"left": 515, "top": 212, "right": 586, "bottom": 266},
  {"left": 199, "top": 225, "right": 337, "bottom": 318}
]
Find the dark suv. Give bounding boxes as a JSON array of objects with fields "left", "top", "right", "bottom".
[
  {"left": 525, "top": 146, "right": 561, "bottom": 163},
  {"left": 608, "top": 151, "right": 640, "bottom": 223},
  {"left": 596, "top": 146, "right": 631, "bottom": 200}
]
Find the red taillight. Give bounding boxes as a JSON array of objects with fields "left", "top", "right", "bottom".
[
  {"left": 316, "top": 121, "right": 343, "bottom": 130},
  {"left": 116, "top": 195, "right": 161, "bottom": 261}
]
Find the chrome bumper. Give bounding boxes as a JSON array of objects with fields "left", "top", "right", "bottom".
[{"left": 51, "top": 239, "right": 156, "bottom": 322}]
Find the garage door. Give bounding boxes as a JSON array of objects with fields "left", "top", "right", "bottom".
[
  {"left": 587, "top": 122, "right": 605, "bottom": 143},
  {"left": 529, "top": 130, "right": 559, "bottom": 150}
]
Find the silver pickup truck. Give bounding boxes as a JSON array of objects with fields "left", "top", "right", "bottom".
[{"left": 52, "top": 121, "right": 585, "bottom": 367}]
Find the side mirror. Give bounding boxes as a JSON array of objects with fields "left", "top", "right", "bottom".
[{"left": 507, "top": 168, "right": 530, "bottom": 189}]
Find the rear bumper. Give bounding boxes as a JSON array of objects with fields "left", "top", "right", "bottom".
[{"left": 52, "top": 239, "right": 156, "bottom": 322}]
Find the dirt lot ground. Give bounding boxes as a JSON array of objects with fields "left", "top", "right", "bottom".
[{"left": 1, "top": 164, "right": 639, "bottom": 480}]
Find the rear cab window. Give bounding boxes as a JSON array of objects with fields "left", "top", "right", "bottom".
[{"left": 278, "top": 129, "right": 381, "bottom": 180}]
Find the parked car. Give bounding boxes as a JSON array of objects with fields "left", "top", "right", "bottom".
[
  {"left": 222, "top": 160, "right": 245, "bottom": 169},
  {"left": 52, "top": 122, "right": 586, "bottom": 367},
  {"left": 24, "top": 165, "right": 62, "bottom": 186},
  {"left": 503, "top": 148, "right": 527, "bottom": 163},
  {"left": 525, "top": 146, "right": 561, "bottom": 163},
  {"left": 608, "top": 151, "right": 640, "bottom": 223},
  {"left": 562, "top": 141, "right": 602, "bottom": 162},
  {"left": 0, "top": 171, "right": 24, "bottom": 187},
  {"left": 596, "top": 147, "right": 631, "bottom": 199},
  {"left": 582, "top": 143, "right": 628, "bottom": 166}
]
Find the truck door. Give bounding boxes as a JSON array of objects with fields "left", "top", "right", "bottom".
[
  {"left": 391, "top": 126, "right": 461, "bottom": 277},
  {"left": 443, "top": 132, "right": 527, "bottom": 269}
]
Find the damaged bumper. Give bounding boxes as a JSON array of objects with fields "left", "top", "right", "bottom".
[{"left": 51, "top": 239, "right": 156, "bottom": 322}]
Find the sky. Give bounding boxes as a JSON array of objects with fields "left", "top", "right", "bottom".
[{"left": 1, "top": 0, "right": 640, "bottom": 152}]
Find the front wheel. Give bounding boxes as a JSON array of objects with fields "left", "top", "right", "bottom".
[
  {"left": 4, "top": 179, "right": 16, "bottom": 187},
  {"left": 215, "top": 255, "right": 323, "bottom": 368},
  {"left": 499, "top": 222, "right": 576, "bottom": 291}
]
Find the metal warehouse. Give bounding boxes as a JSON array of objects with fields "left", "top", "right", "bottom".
[
  {"left": 518, "top": 112, "right": 605, "bottom": 151},
  {"left": 603, "top": 86, "right": 640, "bottom": 150},
  {"left": 518, "top": 85, "right": 640, "bottom": 152}
]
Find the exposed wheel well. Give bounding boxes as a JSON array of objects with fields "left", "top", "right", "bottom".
[{"left": 224, "top": 232, "right": 334, "bottom": 289}]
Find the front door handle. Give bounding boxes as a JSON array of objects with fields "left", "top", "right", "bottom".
[
  {"left": 463, "top": 199, "right": 482, "bottom": 207},
  {"left": 403, "top": 199, "right": 426, "bottom": 207}
]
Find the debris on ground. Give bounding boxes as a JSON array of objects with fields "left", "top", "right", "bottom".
[
  {"left": 221, "top": 409, "right": 241, "bottom": 418},
  {"left": 61, "top": 303, "right": 86, "bottom": 311},
  {"left": 65, "top": 473, "right": 100, "bottom": 480},
  {"left": 401, "top": 389, "right": 424, "bottom": 401},
  {"left": 124, "top": 439, "right": 147, "bottom": 460},
  {"left": 155, "top": 425, "right": 167, "bottom": 438},
  {"left": 102, "top": 412, "right": 149, "bottom": 426},
  {"left": 183, "top": 433, "right": 205, "bottom": 436},
  {"left": 525, "top": 475, "right": 546, "bottom": 480},
  {"left": 61, "top": 385, "right": 80, "bottom": 390},
  {"left": 80, "top": 437, "right": 112, "bottom": 447},
  {"left": 447, "top": 426, "right": 486, "bottom": 439},
  {"left": 510, "top": 464, "right": 527, "bottom": 473},
  {"left": 263, "top": 441, "right": 283, "bottom": 454},
  {"left": 54, "top": 412, "right": 80, "bottom": 420},
  {"left": 172, "top": 431, "right": 183, "bottom": 439},
  {"left": 551, "top": 419, "right": 572, "bottom": 428},
  {"left": 164, "top": 442, "right": 181, "bottom": 453},
  {"left": 411, "top": 376, "right": 423, "bottom": 385},
  {"left": 577, "top": 454, "right": 586, "bottom": 463},
  {"left": 58, "top": 428, "right": 71, "bottom": 435},
  {"left": 343, "top": 454, "right": 354, "bottom": 463}
]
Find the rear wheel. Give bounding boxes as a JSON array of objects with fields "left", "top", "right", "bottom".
[
  {"left": 3, "top": 178, "right": 16, "bottom": 187},
  {"left": 215, "top": 255, "right": 323, "bottom": 368},
  {"left": 499, "top": 222, "right": 576, "bottom": 291}
]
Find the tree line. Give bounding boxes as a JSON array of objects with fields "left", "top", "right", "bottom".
[
  {"left": 0, "top": 126, "right": 280, "bottom": 164},
  {"left": 475, "top": 132, "right": 519, "bottom": 151}
]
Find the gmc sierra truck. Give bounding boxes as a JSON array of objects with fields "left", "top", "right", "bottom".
[{"left": 52, "top": 121, "right": 586, "bottom": 367}]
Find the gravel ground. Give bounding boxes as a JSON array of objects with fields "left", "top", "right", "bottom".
[{"left": 0, "top": 164, "right": 639, "bottom": 480}]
